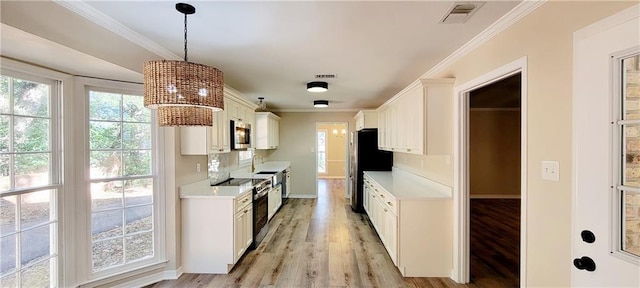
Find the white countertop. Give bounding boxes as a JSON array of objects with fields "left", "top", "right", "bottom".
[
  {"left": 364, "top": 169, "right": 452, "bottom": 199},
  {"left": 181, "top": 161, "right": 291, "bottom": 199},
  {"left": 180, "top": 180, "right": 254, "bottom": 199}
]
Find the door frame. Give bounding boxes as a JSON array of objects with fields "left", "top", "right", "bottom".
[
  {"left": 452, "top": 56, "right": 528, "bottom": 284},
  {"left": 315, "top": 122, "right": 350, "bottom": 196}
]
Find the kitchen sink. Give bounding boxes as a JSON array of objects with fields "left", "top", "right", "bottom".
[{"left": 256, "top": 171, "right": 278, "bottom": 174}]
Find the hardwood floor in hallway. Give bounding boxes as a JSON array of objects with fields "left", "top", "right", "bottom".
[{"left": 147, "top": 179, "right": 465, "bottom": 288}]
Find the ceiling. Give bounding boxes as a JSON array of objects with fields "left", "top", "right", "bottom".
[{"left": 1, "top": 1, "right": 522, "bottom": 111}]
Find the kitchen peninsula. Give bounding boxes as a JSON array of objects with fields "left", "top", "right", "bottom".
[{"left": 180, "top": 161, "right": 291, "bottom": 274}]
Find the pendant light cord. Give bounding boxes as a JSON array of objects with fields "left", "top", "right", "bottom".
[{"left": 184, "top": 12, "right": 188, "bottom": 62}]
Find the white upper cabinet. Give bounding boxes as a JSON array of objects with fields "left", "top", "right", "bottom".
[
  {"left": 180, "top": 91, "right": 257, "bottom": 155},
  {"left": 377, "top": 78, "right": 454, "bottom": 155},
  {"left": 355, "top": 110, "right": 378, "bottom": 131},
  {"left": 255, "top": 112, "right": 280, "bottom": 150}
]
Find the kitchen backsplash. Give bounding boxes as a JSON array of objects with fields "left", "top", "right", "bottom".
[{"left": 208, "top": 153, "right": 230, "bottom": 185}]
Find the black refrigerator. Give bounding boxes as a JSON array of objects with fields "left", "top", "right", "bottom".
[{"left": 350, "top": 128, "right": 392, "bottom": 212}]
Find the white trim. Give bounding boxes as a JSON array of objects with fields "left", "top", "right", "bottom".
[
  {"left": 52, "top": 0, "right": 180, "bottom": 61},
  {"left": 452, "top": 56, "right": 527, "bottom": 284},
  {"left": 469, "top": 194, "right": 521, "bottom": 199},
  {"left": 274, "top": 108, "right": 359, "bottom": 113},
  {"left": 162, "top": 266, "right": 183, "bottom": 280},
  {"left": 379, "top": 0, "right": 544, "bottom": 110},
  {"left": 573, "top": 4, "right": 640, "bottom": 41}
]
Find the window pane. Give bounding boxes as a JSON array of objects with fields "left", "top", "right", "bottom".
[
  {"left": 0, "top": 155, "right": 9, "bottom": 192},
  {"left": 0, "top": 272, "right": 16, "bottom": 287},
  {"left": 125, "top": 232, "right": 153, "bottom": 262},
  {"left": 91, "top": 181, "right": 123, "bottom": 211},
  {"left": 92, "top": 238, "right": 123, "bottom": 271},
  {"left": 89, "top": 91, "right": 121, "bottom": 121},
  {"left": 13, "top": 116, "right": 49, "bottom": 153},
  {"left": 0, "top": 116, "right": 8, "bottom": 152},
  {"left": 0, "top": 235, "right": 16, "bottom": 276},
  {"left": 20, "top": 190, "right": 51, "bottom": 230},
  {"left": 92, "top": 210, "right": 123, "bottom": 241},
  {"left": 0, "top": 76, "right": 9, "bottom": 114},
  {"left": 125, "top": 206, "right": 152, "bottom": 234},
  {"left": 624, "top": 55, "right": 640, "bottom": 120},
  {"left": 13, "top": 79, "right": 48, "bottom": 118},
  {"left": 624, "top": 190, "right": 640, "bottom": 257},
  {"left": 21, "top": 224, "right": 50, "bottom": 266},
  {"left": 89, "top": 121, "right": 121, "bottom": 150},
  {"left": 0, "top": 196, "right": 16, "bottom": 236},
  {"left": 14, "top": 153, "right": 49, "bottom": 189},
  {"left": 123, "top": 95, "right": 150, "bottom": 123},
  {"left": 90, "top": 151, "right": 122, "bottom": 179},
  {"left": 124, "top": 179, "right": 152, "bottom": 206},
  {"left": 20, "top": 259, "right": 49, "bottom": 288},
  {"left": 123, "top": 150, "right": 151, "bottom": 176},
  {"left": 123, "top": 123, "right": 151, "bottom": 149}
]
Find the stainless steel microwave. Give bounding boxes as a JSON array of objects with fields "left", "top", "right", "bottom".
[{"left": 230, "top": 120, "right": 251, "bottom": 150}]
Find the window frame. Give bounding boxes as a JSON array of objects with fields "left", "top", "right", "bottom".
[
  {"left": 73, "top": 78, "right": 166, "bottom": 283},
  {"left": 0, "top": 67, "right": 62, "bottom": 287},
  {"left": 611, "top": 49, "right": 640, "bottom": 264}
]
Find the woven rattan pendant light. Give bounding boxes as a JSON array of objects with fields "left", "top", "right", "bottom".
[{"left": 143, "top": 3, "right": 224, "bottom": 126}]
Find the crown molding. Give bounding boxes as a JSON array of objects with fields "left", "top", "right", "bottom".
[
  {"left": 273, "top": 108, "right": 359, "bottom": 113},
  {"left": 379, "top": 0, "right": 545, "bottom": 110},
  {"left": 422, "top": 0, "right": 546, "bottom": 78},
  {"left": 53, "top": 0, "right": 181, "bottom": 61}
]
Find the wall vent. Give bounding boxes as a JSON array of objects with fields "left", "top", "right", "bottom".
[
  {"left": 315, "top": 74, "right": 336, "bottom": 79},
  {"left": 439, "top": 2, "right": 484, "bottom": 24}
]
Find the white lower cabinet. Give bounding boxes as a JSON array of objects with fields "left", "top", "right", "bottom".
[
  {"left": 182, "top": 190, "right": 253, "bottom": 273},
  {"left": 364, "top": 173, "right": 452, "bottom": 277},
  {"left": 268, "top": 185, "right": 282, "bottom": 220}
]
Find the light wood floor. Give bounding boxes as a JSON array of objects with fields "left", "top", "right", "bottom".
[{"left": 147, "top": 179, "right": 466, "bottom": 288}]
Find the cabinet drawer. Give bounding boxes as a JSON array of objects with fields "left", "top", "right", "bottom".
[
  {"left": 372, "top": 183, "right": 397, "bottom": 215},
  {"left": 235, "top": 191, "right": 252, "bottom": 212}
]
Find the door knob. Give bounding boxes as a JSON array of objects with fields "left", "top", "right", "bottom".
[
  {"left": 573, "top": 256, "right": 596, "bottom": 272},
  {"left": 581, "top": 230, "right": 596, "bottom": 243}
]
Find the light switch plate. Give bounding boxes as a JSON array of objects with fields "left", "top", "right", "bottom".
[{"left": 541, "top": 160, "right": 559, "bottom": 181}]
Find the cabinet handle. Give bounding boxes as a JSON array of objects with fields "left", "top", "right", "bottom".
[
  {"left": 387, "top": 201, "right": 393, "bottom": 206},
  {"left": 380, "top": 194, "right": 385, "bottom": 198},
  {"left": 242, "top": 199, "right": 249, "bottom": 203},
  {"left": 407, "top": 148, "right": 411, "bottom": 152},
  {"left": 384, "top": 208, "right": 388, "bottom": 212},
  {"left": 244, "top": 209, "right": 248, "bottom": 214}
]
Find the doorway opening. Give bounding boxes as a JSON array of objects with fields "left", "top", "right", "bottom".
[
  {"left": 468, "top": 73, "right": 521, "bottom": 287},
  {"left": 316, "top": 122, "right": 349, "bottom": 199},
  {"left": 453, "top": 57, "right": 527, "bottom": 286}
]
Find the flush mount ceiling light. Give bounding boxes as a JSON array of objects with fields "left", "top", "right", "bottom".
[
  {"left": 307, "top": 81, "right": 328, "bottom": 92},
  {"left": 143, "top": 3, "right": 224, "bottom": 126},
  {"left": 314, "top": 100, "right": 329, "bottom": 108}
]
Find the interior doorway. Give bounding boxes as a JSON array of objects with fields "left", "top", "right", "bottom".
[
  {"left": 468, "top": 73, "right": 522, "bottom": 287},
  {"left": 453, "top": 57, "right": 527, "bottom": 285},
  {"left": 316, "top": 122, "right": 349, "bottom": 196}
]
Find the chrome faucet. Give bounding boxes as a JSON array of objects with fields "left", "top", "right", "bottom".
[{"left": 250, "top": 154, "right": 263, "bottom": 173}]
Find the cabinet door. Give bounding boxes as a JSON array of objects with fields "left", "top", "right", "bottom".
[
  {"left": 384, "top": 207, "right": 398, "bottom": 264},
  {"left": 363, "top": 181, "right": 370, "bottom": 214},
  {"left": 244, "top": 206, "right": 253, "bottom": 249},
  {"left": 268, "top": 189, "right": 275, "bottom": 220},
  {"left": 234, "top": 210, "right": 244, "bottom": 262}
]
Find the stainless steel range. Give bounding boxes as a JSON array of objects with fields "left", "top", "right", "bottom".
[{"left": 251, "top": 178, "right": 271, "bottom": 249}]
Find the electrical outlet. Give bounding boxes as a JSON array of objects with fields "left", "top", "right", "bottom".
[
  {"left": 541, "top": 160, "right": 559, "bottom": 181},
  {"left": 196, "top": 162, "right": 201, "bottom": 173}
]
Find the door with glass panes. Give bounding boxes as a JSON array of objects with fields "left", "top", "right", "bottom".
[{"left": 573, "top": 5, "right": 640, "bottom": 286}]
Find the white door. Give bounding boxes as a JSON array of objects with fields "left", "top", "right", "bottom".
[{"left": 573, "top": 4, "right": 640, "bottom": 287}]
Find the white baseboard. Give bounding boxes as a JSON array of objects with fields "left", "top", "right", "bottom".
[
  {"left": 112, "top": 271, "right": 165, "bottom": 288},
  {"left": 318, "top": 176, "right": 346, "bottom": 179},
  {"left": 288, "top": 194, "right": 317, "bottom": 199},
  {"left": 470, "top": 194, "right": 521, "bottom": 199},
  {"left": 162, "top": 266, "right": 183, "bottom": 280}
]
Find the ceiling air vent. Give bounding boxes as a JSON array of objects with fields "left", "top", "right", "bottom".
[
  {"left": 315, "top": 74, "right": 336, "bottom": 79},
  {"left": 439, "top": 2, "right": 484, "bottom": 24}
]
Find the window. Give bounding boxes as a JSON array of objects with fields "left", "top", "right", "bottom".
[
  {"left": 618, "top": 54, "right": 640, "bottom": 258},
  {"left": 87, "top": 89, "right": 156, "bottom": 273},
  {"left": 317, "top": 130, "right": 326, "bottom": 173},
  {"left": 0, "top": 72, "right": 60, "bottom": 287}
]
